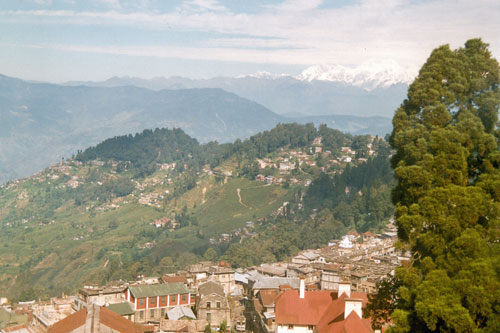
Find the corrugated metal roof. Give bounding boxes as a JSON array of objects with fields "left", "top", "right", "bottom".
[
  {"left": 167, "top": 306, "right": 196, "bottom": 320},
  {"left": 106, "top": 302, "right": 135, "bottom": 316},
  {"left": 128, "top": 283, "right": 188, "bottom": 298},
  {"left": 253, "top": 277, "right": 300, "bottom": 290}
]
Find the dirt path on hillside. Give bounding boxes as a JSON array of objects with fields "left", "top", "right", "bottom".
[
  {"left": 202, "top": 187, "right": 207, "bottom": 204},
  {"left": 237, "top": 188, "right": 248, "bottom": 208}
]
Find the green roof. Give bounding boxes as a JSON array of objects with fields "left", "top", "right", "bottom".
[
  {"left": 129, "top": 283, "right": 189, "bottom": 298},
  {"left": 0, "top": 308, "right": 28, "bottom": 329},
  {"left": 106, "top": 302, "right": 135, "bottom": 316}
]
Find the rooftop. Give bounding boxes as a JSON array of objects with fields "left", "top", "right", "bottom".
[
  {"left": 47, "top": 304, "right": 148, "bottom": 333},
  {"left": 128, "top": 283, "right": 189, "bottom": 298},
  {"left": 106, "top": 302, "right": 135, "bottom": 316},
  {"left": 199, "top": 281, "right": 225, "bottom": 297}
]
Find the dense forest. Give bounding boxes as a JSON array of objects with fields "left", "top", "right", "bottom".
[{"left": 367, "top": 39, "right": 500, "bottom": 332}]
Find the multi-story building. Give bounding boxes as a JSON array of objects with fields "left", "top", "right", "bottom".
[
  {"left": 208, "top": 266, "right": 235, "bottom": 295},
  {"left": 275, "top": 282, "right": 378, "bottom": 333},
  {"left": 196, "top": 281, "right": 231, "bottom": 329},
  {"left": 75, "top": 285, "right": 126, "bottom": 310},
  {"left": 125, "top": 283, "right": 194, "bottom": 323}
]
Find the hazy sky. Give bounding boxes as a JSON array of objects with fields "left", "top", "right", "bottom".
[{"left": 1, "top": 0, "right": 499, "bottom": 82}]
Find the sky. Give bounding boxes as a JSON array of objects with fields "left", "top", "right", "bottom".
[{"left": 0, "top": 0, "right": 499, "bottom": 82}]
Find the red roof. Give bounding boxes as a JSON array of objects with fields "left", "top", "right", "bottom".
[
  {"left": 275, "top": 290, "right": 334, "bottom": 325},
  {"left": 315, "top": 293, "right": 370, "bottom": 332},
  {"left": 48, "top": 305, "right": 147, "bottom": 333},
  {"left": 100, "top": 306, "right": 143, "bottom": 332},
  {"left": 47, "top": 308, "right": 87, "bottom": 333},
  {"left": 258, "top": 289, "right": 281, "bottom": 307},
  {"left": 275, "top": 290, "right": 373, "bottom": 333},
  {"left": 321, "top": 311, "right": 373, "bottom": 333},
  {"left": 162, "top": 275, "right": 188, "bottom": 284}
]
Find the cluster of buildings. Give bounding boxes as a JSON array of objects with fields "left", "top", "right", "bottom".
[
  {"left": 0, "top": 223, "right": 402, "bottom": 333},
  {"left": 151, "top": 217, "right": 179, "bottom": 230},
  {"left": 209, "top": 221, "right": 258, "bottom": 245},
  {"left": 242, "top": 222, "right": 405, "bottom": 333},
  {"left": 253, "top": 137, "right": 380, "bottom": 186},
  {"left": 0, "top": 261, "right": 243, "bottom": 333}
]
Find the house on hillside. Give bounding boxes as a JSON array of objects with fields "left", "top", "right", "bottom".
[
  {"left": 275, "top": 281, "right": 379, "bottom": 333},
  {"left": 196, "top": 281, "right": 231, "bottom": 329},
  {"left": 124, "top": 283, "right": 194, "bottom": 323},
  {"left": 208, "top": 266, "right": 235, "bottom": 295},
  {"left": 292, "top": 251, "right": 322, "bottom": 265},
  {"left": 47, "top": 304, "right": 153, "bottom": 333},
  {"left": 106, "top": 302, "right": 135, "bottom": 321},
  {"left": 75, "top": 285, "right": 126, "bottom": 310},
  {"left": 162, "top": 274, "right": 188, "bottom": 284},
  {"left": 166, "top": 306, "right": 196, "bottom": 321},
  {"left": 248, "top": 275, "right": 300, "bottom": 297}
]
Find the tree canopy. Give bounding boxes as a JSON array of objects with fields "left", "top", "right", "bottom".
[{"left": 368, "top": 39, "right": 500, "bottom": 332}]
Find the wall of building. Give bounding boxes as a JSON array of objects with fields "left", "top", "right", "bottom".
[{"left": 277, "top": 324, "right": 313, "bottom": 333}]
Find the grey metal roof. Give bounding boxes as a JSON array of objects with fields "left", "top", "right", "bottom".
[
  {"left": 128, "top": 283, "right": 189, "bottom": 298},
  {"left": 252, "top": 277, "right": 300, "bottom": 290},
  {"left": 167, "top": 306, "right": 196, "bottom": 320},
  {"left": 234, "top": 272, "right": 249, "bottom": 284}
]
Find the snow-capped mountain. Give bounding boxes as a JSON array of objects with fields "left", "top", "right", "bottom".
[
  {"left": 236, "top": 71, "right": 291, "bottom": 80},
  {"left": 64, "top": 62, "right": 411, "bottom": 119},
  {"left": 297, "top": 60, "right": 416, "bottom": 90}
]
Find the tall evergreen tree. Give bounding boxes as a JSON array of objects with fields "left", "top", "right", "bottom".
[{"left": 367, "top": 39, "right": 500, "bottom": 332}]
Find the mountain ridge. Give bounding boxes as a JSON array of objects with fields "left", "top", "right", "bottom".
[
  {"left": 63, "top": 73, "right": 408, "bottom": 119},
  {"left": 0, "top": 74, "right": 392, "bottom": 184}
]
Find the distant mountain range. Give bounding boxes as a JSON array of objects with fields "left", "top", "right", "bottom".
[
  {"left": 65, "top": 62, "right": 412, "bottom": 118},
  {"left": 0, "top": 73, "right": 395, "bottom": 183}
]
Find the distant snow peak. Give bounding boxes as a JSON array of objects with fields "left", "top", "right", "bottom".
[
  {"left": 236, "top": 71, "right": 291, "bottom": 80},
  {"left": 298, "top": 59, "right": 416, "bottom": 90}
]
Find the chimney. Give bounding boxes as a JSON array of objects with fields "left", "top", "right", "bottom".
[
  {"left": 299, "top": 279, "right": 305, "bottom": 299},
  {"left": 344, "top": 298, "right": 363, "bottom": 319},
  {"left": 338, "top": 282, "right": 351, "bottom": 298}
]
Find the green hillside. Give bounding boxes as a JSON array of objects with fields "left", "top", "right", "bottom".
[{"left": 0, "top": 123, "right": 394, "bottom": 300}]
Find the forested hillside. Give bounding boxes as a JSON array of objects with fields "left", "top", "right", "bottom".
[
  {"left": 0, "top": 123, "right": 394, "bottom": 300},
  {"left": 0, "top": 74, "right": 392, "bottom": 184}
]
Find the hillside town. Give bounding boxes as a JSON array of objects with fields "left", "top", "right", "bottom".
[{"left": 0, "top": 221, "right": 406, "bottom": 333}]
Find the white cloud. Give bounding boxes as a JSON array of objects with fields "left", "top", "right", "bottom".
[
  {"left": 182, "top": 0, "right": 227, "bottom": 12},
  {"left": 32, "top": 0, "right": 53, "bottom": 5},
  {"left": 264, "top": 0, "right": 324, "bottom": 12},
  {"left": 1, "top": 0, "right": 500, "bottom": 71},
  {"left": 94, "top": 0, "right": 121, "bottom": 9}
]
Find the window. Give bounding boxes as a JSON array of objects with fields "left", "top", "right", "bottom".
[
  {"left": 171, "top": 295, "right": 176, "bottom": 302},
  {"left": 182, "top": 294, "right": 187, "bottom": 301},
  {"left": 150, "top": 297, "right": 156, "bottom": 305},
  {"left": 150, "top": 309, "right": 155, "bottom": 318},
  {"left": 288, "top": 325, "right": 294, "bottom": 330},
  {"left": 139, "top": 311, "right": 144, "bottom": 320},
  {"left": 139, "top": 298, "right": 144, "bottom": 306},
  {"left": 207, "top": 301, "right": 211, "bottom": 309},
  {"left": 207, "top": 313, "right": 211, "bottom": 322},
  {"left": 308, "top": 325, "right": 314, "bottom": 331},
  {"left": 161, "top": 296, "right": 166, "bottom": 303},
  {"left": 217, "top": 302, "right": 221, "bottom": 309},
  {"left": 161, "top": 308, "right": 165, "bottom": 318}
]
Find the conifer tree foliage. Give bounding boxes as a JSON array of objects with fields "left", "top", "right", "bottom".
[{"left": 368, "top": 39, "right": 500, "bottom": 332}]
